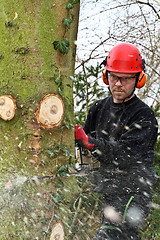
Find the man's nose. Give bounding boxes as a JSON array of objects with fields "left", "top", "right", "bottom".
[{"left": 115, "top": 78, "right": 122, "bottom": 86}]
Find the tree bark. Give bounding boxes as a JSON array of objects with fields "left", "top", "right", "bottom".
[{"left": 0, "top": 0, "right": 79, "bottom": 238}]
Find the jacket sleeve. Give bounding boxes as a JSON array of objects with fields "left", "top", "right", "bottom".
[{"left": 88, "top": 109, "right": 158, "bottom": 170}]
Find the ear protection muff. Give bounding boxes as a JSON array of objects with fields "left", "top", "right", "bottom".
[
  {"left": 102, "top": 70, "right": 146, "bottom": 88},
  {"left": 136, "top": 72, "right": 146, "bottom": 88},
  {"left": 102, "top": 69, "right": 109, "bottom": 85},
  {"left": 136, "top": 59, "right": 146, "bottom": 88}
]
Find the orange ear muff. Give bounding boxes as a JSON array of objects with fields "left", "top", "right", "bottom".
[
  {"left": 136, "top": 72, "right": 146, "bottom": 88},
  {"left": 102, "top": 69, "right": 109, "bottom": 85}
]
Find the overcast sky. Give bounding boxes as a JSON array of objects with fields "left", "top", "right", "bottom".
[{"left": 76, "top": 0, "right": 113, "bottom": 63}]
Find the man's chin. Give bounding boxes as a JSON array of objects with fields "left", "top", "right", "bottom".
[
  {"left": 113, "top": 92, "right": 125, "bottom": 99},
  {"left": 112, "top": 93, "right": 126, "bottom": 103}
]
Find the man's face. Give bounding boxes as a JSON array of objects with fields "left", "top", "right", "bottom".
[{"left": 108, "top": 72, "right": 137, "bottom": 103}]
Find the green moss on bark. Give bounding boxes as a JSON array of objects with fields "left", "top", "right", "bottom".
[{"left": 0, "top": 0, "right": 80, "bottom": 237}]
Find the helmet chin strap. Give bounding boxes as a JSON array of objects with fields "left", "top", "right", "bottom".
[{"left": 122, "top": 88, "right": 135, "bottom": 103}]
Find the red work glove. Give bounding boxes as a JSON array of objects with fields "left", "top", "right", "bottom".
[{"left": 75, "top": 125, "right": 94, "bottom": 150}]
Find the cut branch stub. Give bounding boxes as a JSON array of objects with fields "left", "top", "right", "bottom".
[
  {"left": 50, "top": 220, "right": 65, "bottom": 240},
  {"left": 35, "top": 94, "right": 64, "bottom": 129},
  {"left": 0, "top": 95, "right": 17, "bottom": 121}
]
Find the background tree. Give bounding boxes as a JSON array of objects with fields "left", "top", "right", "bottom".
[{"left": 73, "top": 63, "right": 106, "bottom": 125}]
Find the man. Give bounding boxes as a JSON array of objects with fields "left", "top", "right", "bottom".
[{"left": 75, "top": 43, "right": 158, "bottom": 239}]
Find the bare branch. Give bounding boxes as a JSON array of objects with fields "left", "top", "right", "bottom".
[{"left": 136, "top": 0, "right": 160, "bottom": 18}]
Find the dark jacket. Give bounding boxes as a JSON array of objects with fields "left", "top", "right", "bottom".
[{"left": 84, "top": 95, "right": 158, "bottom": 195}]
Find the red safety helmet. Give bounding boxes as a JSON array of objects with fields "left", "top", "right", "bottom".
[{"left": 102, "top": 43, "right": 146, "bottom": 88}]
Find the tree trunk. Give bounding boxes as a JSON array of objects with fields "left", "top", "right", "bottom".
[{"left": 0, "top": 0, "right": 80, "bottom": 238}]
